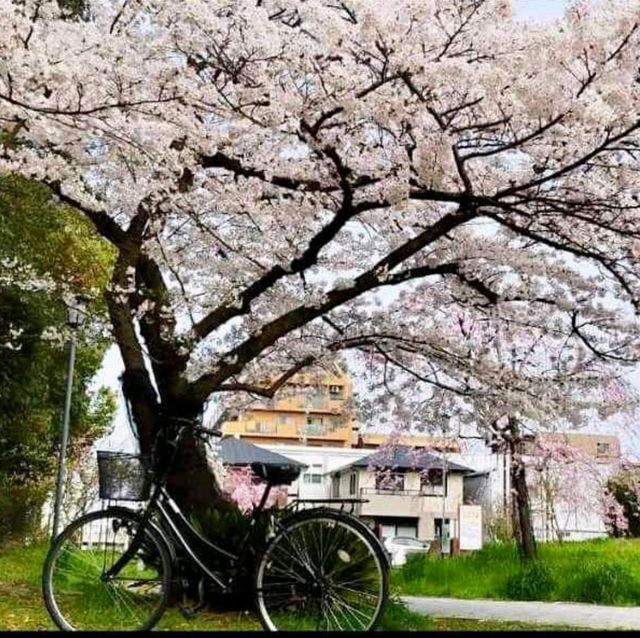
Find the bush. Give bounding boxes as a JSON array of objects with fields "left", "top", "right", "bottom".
[
  {"left": 503, "top": 561, "right": 554, "bottom": 600},
  {"left": 185, "top": 504, "right": 278, "bottom": 606},
  {"left": 571, "top": 562, "right": 640, "bottom": 605},
  {"left": 606, "top": 470, "right": 640, "bottom": 537},
  {"left": 0, "top": 479, "right": 50, "bottom": 545}
]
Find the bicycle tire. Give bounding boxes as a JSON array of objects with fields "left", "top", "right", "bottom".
[
  {"left": 255, "top": 508, "right": 389, "bottom": 631},
  {"left": 281, "top": 507, "right": 391, "bottom": 571},
  {"left": 43, "top": 507, "right": 173, "bottom": 631}
]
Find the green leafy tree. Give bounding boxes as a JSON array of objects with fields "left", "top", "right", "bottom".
[{"left": 0, "top": 175, "right": 116, "bottom": 543}]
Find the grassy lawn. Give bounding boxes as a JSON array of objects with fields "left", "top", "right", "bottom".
[
  {"left": 0, "top": 541, "right": 576, "bottom": 631},
  {"left": 395, "top": 538, "right": 640, "bottom": 605}
]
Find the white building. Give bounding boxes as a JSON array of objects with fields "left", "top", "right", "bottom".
[{"left": 255, "top": 441, "right": 477, "bottom": 550}]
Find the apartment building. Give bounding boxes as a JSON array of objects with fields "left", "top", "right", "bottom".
[
  {"left": 355, "top": 432, "right": 460, "bottom": 452},
  {"left": 221, "top": 366, "right": 357, "bottom": 447}
]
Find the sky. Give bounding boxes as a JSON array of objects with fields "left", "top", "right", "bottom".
[
  {"left": 514, "top": 0, "right": 567, "bottom": 22},
  {"left": 92, "top": 0, "right": 640, "bottom": 459}
]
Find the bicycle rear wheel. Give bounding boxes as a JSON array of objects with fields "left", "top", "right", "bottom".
[
  {"left": 255, "top": 509, "right": 388, "bottom": 631},
  {"left": 43, "top": 508, "right": 172, "bottom": 631}
]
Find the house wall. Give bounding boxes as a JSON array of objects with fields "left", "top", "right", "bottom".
[
  {"left": 254, "top": 443, "right": 368, "bottom": 501},
  {"left": 334, "top": 468, "right": 465, "bottom": 541}
]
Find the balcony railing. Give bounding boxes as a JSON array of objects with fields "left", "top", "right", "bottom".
[
  {"left": 361, "top": 487, "right": 446, "bottom": 497},
  {"left": 245, "top": 422, "right": 277, "bottom": 434}
]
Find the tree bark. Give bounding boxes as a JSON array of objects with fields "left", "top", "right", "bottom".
[
  {"left": 160, "top": 408, "right": 228, "bottom": 514},
  {"left": 506, "top": 417, "right": 537, "bottom": 560}
]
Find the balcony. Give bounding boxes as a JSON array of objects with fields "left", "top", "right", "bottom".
[
  {"left": 361, "top": 488, "right": 445, "bottom": 498},
  {"left": 358, "top": 488, "right": 425, "bottom": 517},
  {"left": 298, "top": 418, "right": 347, "bottom": 439},
  {"left": 246, "top": 422, "right": 277, "bottom": 434}
]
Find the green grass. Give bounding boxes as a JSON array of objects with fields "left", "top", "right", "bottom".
[
  {"left": 395, "top": 538, "right": 640, "bottom": 606},
  {"left": 0, "top": 540, "right": 577, "bottom": 631}
]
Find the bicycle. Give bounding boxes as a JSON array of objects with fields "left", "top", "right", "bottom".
[{"left": 42, "top": 419, "right": 389, "bottom": 631}]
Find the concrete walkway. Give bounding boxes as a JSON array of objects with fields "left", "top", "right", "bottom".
[{"left": 402, "top": 595, "right": 640, "bottom": 630}]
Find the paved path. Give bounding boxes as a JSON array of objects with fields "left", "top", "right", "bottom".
[{"left": 402, "top": 595, "right": 640, "bottom": 630}]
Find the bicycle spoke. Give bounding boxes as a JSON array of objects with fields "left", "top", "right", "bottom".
[
  {"left": 45, "top": 512, "right": 168, "bottom": 631},
  {"left": 257, "top": 515, "right": 386, "bottom": 632}
]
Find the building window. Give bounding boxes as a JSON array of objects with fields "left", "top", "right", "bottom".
[
  {"left": 329, "top": 385, "right": 344, "bottom": 398},
  {"left": 332, "top": 476, "right": 340, "bottom": 497},
  {"left": 421, "top": 468, "right": 445, "bottom": 496},
  {"left": 303, "top": 464, "right": 323, "bottom": 484},
  {"left": 375, "top": 472, "right": 405, "bottom": 493},
  {"left": 349, "top": 472, "right": 357, "bottom": 495},
  {"left": 310, "top": 390, "right": 328, "bottom": 409},
  {"left": 304, "top": 417, "right": 326, "bottom": 436},
  {"left": 597, "top": 442, "right": 611, "bottom": 456},
  {"left": 277, "top": 414, "right": 289, "bottom": 425}
]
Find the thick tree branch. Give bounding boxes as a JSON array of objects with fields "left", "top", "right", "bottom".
[
  {"left": 216, "top": 355, "right": 316, "bottom": 397},
  {"left": 191, "top": 207, "right": 476, "bottom": 400},
  {"left": 47, "top": 181, "right": 127, "bottom": 246}
]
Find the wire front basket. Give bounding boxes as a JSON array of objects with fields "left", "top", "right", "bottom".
[{"left": 97, "top": 451, "right": 151, "bottom": 501}]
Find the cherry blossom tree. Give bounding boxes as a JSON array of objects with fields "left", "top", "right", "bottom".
[
  {"left": 222, "top": 466, "right": 285, "bottom": 513},
  {"left": 604, "top": 462, "right": 640, "bottom": 536},
  {"left": 527, "top": 439, "right": 609, "bottom": 542},
  {"left": 2, "top": 0, "right": 640, "bottom": 513}
]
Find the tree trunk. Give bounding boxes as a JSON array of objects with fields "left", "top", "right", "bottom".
[
  {"left": 165, "top": 427, "right": 227, "bottom": 513},
  {"left": 148, "top": 401, "right": 231, "bottom": 515},
  {"left": 505, "top": 417, "right": 537, "bottom": 560},
  {"left": 510, "top": 456, "right": 537, "bottom": 559}
]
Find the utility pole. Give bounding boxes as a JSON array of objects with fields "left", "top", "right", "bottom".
[{"left": 440, "top": 448, "right": 448, "bottom": 556}]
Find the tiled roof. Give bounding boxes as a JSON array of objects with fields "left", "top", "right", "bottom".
[{"left": 344, "top": 445, "right": 474, "bottom": 473}]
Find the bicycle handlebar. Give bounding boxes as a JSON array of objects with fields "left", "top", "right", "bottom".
[
  {"left": 192, "top": 425, "right": 223, "bottom": 438},
  {"left": 159, "top": 414, "right": 223, "bottom": 439}
]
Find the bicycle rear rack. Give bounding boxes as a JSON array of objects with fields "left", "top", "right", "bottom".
[{"left": 285, "top": 497, "right": 368, "bottom": 516}]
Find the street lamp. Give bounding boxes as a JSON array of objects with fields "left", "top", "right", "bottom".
[{"left": 51, "top": 295, "right": 89, "bottom": 540}]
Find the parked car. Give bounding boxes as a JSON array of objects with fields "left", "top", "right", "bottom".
[{"left": 383, "top": 536, "right": 431, "bottom": 567}]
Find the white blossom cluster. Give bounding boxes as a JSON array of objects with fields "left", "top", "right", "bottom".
[{"left": 1, "top": 0, "right": 640, "bottom": 438}]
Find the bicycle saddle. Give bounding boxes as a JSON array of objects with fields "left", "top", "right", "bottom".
[{"left": 251, "top": 462, "right": 303, "bottom": 486}]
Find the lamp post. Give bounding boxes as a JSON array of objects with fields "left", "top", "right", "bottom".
[{"left": 51, "top": 296, "right": 88, "bottom": 540}]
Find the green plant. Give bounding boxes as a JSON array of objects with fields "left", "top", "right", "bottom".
[
  {"left": 503, "top": 561, "right": 554, "bottom": 600},
  {"left": 186, "top": 504, "right": 277, "bottom": 603},
  {"left": 606, "top": 469, "right": 640, "bottom": 537},
  {"left": 487, "top": 507, "right": 515, "bottom": 544},
  {"left": 571, "top": 562, "right": 640, "bottom": 605}
]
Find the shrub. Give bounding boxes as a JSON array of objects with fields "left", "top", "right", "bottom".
[
  {"left": 606, "top": 469, "right": 640, "bottom": 537},
  {"left": 184, "top": 503, "right": 280, "bottom": 606},
  {"left": 503, "top": 561, "right": 554, "bottom": 600},
  {"left": 0, "top": 479, "right": 50, "bottom": 545},
  {"left": 571, "top": 562, "right": 640, "bottom": 605}
]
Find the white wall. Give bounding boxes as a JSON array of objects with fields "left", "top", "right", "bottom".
[
  {"left": 452, "top": 445, "right": 617, "bottom": 541},
  {"left": 254, "top": 443, "right": 368, "bottom": 500}
]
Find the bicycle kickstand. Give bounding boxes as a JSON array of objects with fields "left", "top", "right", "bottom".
[{"left": 180, "top": 578, "right": 207, "bottom": 619}]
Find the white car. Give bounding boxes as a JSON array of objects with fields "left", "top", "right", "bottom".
[{"left": 383, "top": 536, "right": 431, "bottom": 567}]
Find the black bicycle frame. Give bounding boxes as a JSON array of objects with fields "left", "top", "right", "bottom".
[{"left": 105, "top": 425, "right": 276, "bottom": 592}]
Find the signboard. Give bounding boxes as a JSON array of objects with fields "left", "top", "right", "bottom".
[{"left": 459, "top": 505, "right": 483, "bottom": 550}]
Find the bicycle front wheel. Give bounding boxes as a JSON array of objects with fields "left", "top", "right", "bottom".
[
  {"left": 255, "top": 509, "right": 388, "bottom": 631},
  {"left": 43, "top": 507, "right": 172, "bottom": 631}
]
